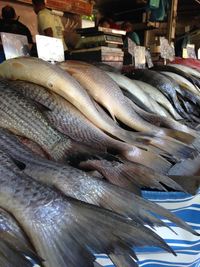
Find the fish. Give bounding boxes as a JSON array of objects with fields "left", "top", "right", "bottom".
[
  {"left": 0, "top": 128, "right": 190, "bottom": 230},
  {"left": 0, "top": 57, "right": 140, "bottom": 145},
  {"left": 0, "top": 149, "right": 178, "bottom": 267},
  {"left": 0, "top": 82, "right": 73, "bottom": 161},
  {"left": 153, "top": 64, "right": 200, "bottom": 93},
  {"left": 131, "top": 69, "right": 189, "bottom": 119},
  {"left": 169, "top": 64, "right": 200, "bottom": 79},
  {"left": 0, "top": 208, "right": 42, "bottom": 267},
  {"left": 59, "top": 61, "right": 198, "bottom": 150},
  {"left": 106, "top": 71, "right": 165, "bottom": 115},
  {"left": 0, "top": 232, "right": 39, "bottom": 267},
  {"left": 171, "top": 58, "right": 200, "bottom": 71},
  {"left": 9, "top": 79, "right": 172, "bottom": 173},
  {"left": 133, "top": 80, "right": 183, "bottom": 120},
  {"left": 79, "top": 158, "right": 185, "bottom": 192}
]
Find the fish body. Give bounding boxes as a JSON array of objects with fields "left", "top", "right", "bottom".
[
  {"left": 0, "top": 150, "right": 178, "bottom": 267},
  {"left": 0, "top": 82, "right": 71, "bottom": 161},
  {"left": 0, "top": 128, "right": 195, "bottom": 236},
  {"left": 133, "top": 80, "right": 183, "bottom": 120},
  {"left": 132, "top": 69, "right": 188, "bottom": 118},
  {"left": 0, "top": 57, "right": 138, "bottom": 144},
  {"left": 169, "top": 64, "right": 200, "bottom": 79},
  {"left": 9, "top": 80, "right": 172, "bottom": 172}
]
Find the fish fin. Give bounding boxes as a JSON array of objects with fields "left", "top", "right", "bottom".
[
  {"left": 109, "top": 245, "right": 139, "bottom": 267},
  {"left": 169, "top": 175, "right": 200, "bottom": 195},
  {"left": 79, "top": 159, "right": 141, "bottom": 195},
  {"left": 122, "top": 145, "right": 172, "bottom": 174},
  {"left": 49, "top": 136, "right": 72, "bottom": 161},
  {"left": 144, "top": 137, "right": 197, "bottom": 160},
  {"left": 0, "top": 232, "right": 42, "bottom": 267},
  {"left": 27, "top": 196, "right": 176, "bottom": 267},
  {"left": 168, "top": 156, "right": 200, "bottom": 176}
]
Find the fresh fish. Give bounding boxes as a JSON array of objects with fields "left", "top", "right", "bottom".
[
  {"left": 169, "top": 64, "right": 200, "bottom": 79},
  {"left": 79, "top": 159, "right": 185, "bottom": 192},
  {"left": 0, "top": 82, "right": 73, "bottom": 161},
  {"left": 169, "top": 176, "right": 200, "bottom": 195},
  {"left": 161, "top": 71, "right": 200, "bottom": 97},
  {"left": 10, "top": 79, "right": 172, "bottom": 173},
  {"left": 0, "top": 57, "right": 139, "bottom": 145},
  {"left": 133, "top": 80, "right": 183, "bottom": 120},
  {"left": 59, "top": 61, "right": 197, "bottom": 147},
  {"left": 132, "top": 69, "right": 188, "bottom": 118},
  {"left": 0, "top": 128, "right": 189, "bottom": 229},
  {"left": 0, "top": 232, "right": 40, "bottom": 267},
  {"left": 0, "top": 150, "right": 177, "bottom": 267},
  {"left": 106, "top": 71, "right": 165, "bottom": 115},
  {"left": 153, "top": 65, "right": 200, "bottom": 92}
]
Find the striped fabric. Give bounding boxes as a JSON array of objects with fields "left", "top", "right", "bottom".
[{"left": 95, "top": 190, "right": 200, "bottom": 267}]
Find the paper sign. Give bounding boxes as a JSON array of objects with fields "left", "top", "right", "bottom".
[
  {"left": 186, "top": 44, "right": 196, "bottom": 59},
  {"left": 198, "top": 49, "right": 200, "bottom": 60},
  {"left": 145, "top": 49, "right": 154, "bottom": 68},
  {"left": 134, "top": 46, "right": 146, "bottom": 69},
  {"left": 182, "top": 48, "right": 188, "bottom": 59},
  {"left": 160, "top": 37, "right": 175, "bottom": 62},
  {"left": 36, "top": 35, "right": 64, "bottom": 62},
  {"left": 1, "top": 32, "right": 29, "bottom": 60}
]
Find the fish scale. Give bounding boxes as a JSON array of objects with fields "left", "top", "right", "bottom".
[{"left": 0, "top": 85, "right": 72, "bottom": 160}]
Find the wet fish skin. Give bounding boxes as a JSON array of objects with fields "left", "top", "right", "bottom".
[
  {"left": 133, "top": 80, "right": 183, "bottom": 120},
  {"left": 0, "top": 150, "right": 177, "bottom": 267},
  {"left": 0, "top": 128, "right": 196, "bottom": 236},
  {"left": 0, "top": 57, "right": 139, "bottom": 145},
  {"left": 0, "top": 82, "right": 72, "bottom": 161},
  {"left": 132, "top": 69, "right": 188, "bottom": 118},
  {"left": 9, "top": 79, "right": 172, "bottom": 173}
]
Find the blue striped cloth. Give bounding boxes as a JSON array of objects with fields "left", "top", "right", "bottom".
[{"left": 95, "top": 190, "right": 200, "bottom": 267}]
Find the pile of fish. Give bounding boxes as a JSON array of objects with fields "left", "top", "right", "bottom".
[{"left": 0, "top": 56, "right": 200, "bottom": 267}]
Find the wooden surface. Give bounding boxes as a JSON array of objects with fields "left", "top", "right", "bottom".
[{"left": 16, "top": 0, "right": 93, "bottom": 15}]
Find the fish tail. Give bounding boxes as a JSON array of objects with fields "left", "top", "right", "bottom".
[
  {"left": 27, "top": 196, "right": 176, "bottom": 267},
  {"left": 109, "top": 245, "right": 139, "bottom": 267},
  {"left": 79, "top": 159, "right": 141, "bottom": 194},
  {"left": 0, "top": 232, "right": 42, "bottom": 267},
  {"left": 161, "top": 129, "right": 195, "bottom": 144},
  {"left": 147, "top": 137, "right": 197, "bottom": 160},
  {"left": 122, "top": 145, "right": 172, "bottom": 174}
]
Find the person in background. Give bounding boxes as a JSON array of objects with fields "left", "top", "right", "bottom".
[
  {"left": 0, "top": 5, "right": 33, "bottom": 46},
  {"left": 98, "top": 17, "right": 111, "bottom": 28},
  {"left": 32, "top": 0, "right": 68, "bottom": 56},
  {"left": 121, "top": 21, "right": 140, "bottom": 46}
]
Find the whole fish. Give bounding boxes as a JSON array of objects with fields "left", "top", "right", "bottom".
[
  {"left": 0, "top": 150, "right": 177, "bottom": 267},
  {"left": 59, "top": 61, "right": 198, "bottom": 149},
  {"left": 0, "top": 128, "right": 190, "bottom": 229},
  {"left": 171, "top": 58, "right": 200, "bottom": 71},
  {"left": 10, "top": 79, "right": 172, "bottom": 173},
  {"left": 0, "top": 57, "right": 139, "bottom": 145},
  {"left": 132, "top": 69, "right": 188, "bottom": 118},
  {"left": 133, "top": 80, "right": 183, "bottom": 120}
]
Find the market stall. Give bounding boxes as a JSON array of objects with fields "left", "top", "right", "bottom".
[{"left": 0, "top": 1, "right": 200, "bottom": 267}]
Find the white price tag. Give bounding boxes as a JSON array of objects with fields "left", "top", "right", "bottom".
[
  {"left": 186, "top": 44, "right": 196, "bottom": 59},
  {"left": 1, "top": 32, "right": 29, "bottom": 60},
  {"left": 36, "top": 35, "right": 64, "bottom": 62},
  {"left": 134, "top": 46, "right": 146, "bottom": 69}
]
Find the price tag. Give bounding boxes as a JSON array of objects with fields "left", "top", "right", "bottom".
[
  {"left": 127, "top": 38, "right": 136, "bottom": 65},
  {"left": 198, "top": 48, "right": 200, "bottom": 60},
  {"left": 182, "top": 48, "right": 188, "bottom": 59},
  {"left": 36, "top": 35, "right": 64, "bottom": 63},
  {"left": 134, "top": 46, "right": 146, "bottom": 69},
  {"left": 186, "top": 44, "right": 196, "bottom": 59},
  {"left": 160, "top": 37, "right": 175, "bottom": 63},
  {"left": 145, "top": 49, "right": 154, "bottom": 68},
  {"left": 0, "top": 32, "right": 29, "bottom": 60}
]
